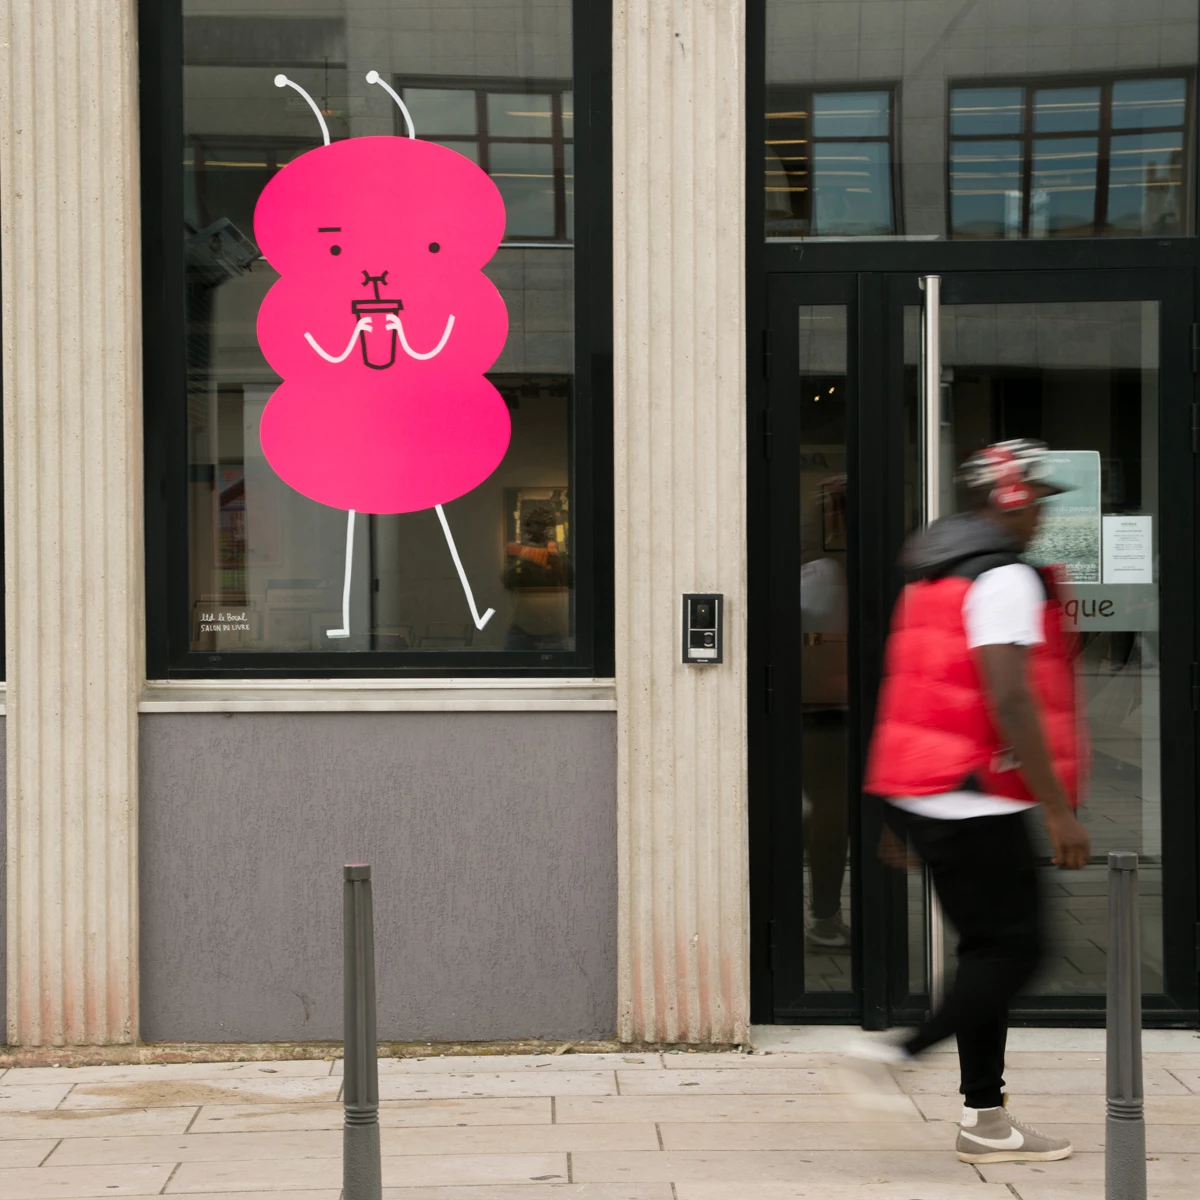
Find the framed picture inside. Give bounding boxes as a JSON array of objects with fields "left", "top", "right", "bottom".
[
  {"left": 503, "top": 487, "right": 572, "bottom": 591},
  {"left": 820, "top": 476, "right": 847, "bottom": 551}
]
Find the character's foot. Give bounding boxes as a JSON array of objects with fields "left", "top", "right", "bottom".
[
  {"left": 326, "top": 628, "right": 351, "bottom": 639},
  {"left": 956, "top": 1104, "right": 1073, "bottom": 1163}
]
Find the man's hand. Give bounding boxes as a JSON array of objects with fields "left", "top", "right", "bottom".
[{"left": 1044, "top": 808, "right": 1090, "bottom": 870}]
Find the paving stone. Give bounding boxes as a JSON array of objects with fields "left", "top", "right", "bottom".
[
  {"left": 1001, "top": 1185, "right": 1196, "bottom": 1200},
  {"left": 102, "top": 1195, "right": 339, "bottom": 1200},
  {"left": 335, "top": 1054, "right": 661, "bottom": 1075},
  {"left": 662, "top": 1054, "right": 851, "bottom": 1070},
  {"left": 0, "top": 1083, "right": 73, "bottom": 1112},
  {"left": 166, "top": 1151, "right": 570, "bottom": 1191},
  {"left": 0, "top": 1107, "right": 197, "bottom": 1139},
  {"left": 46, "top": 1129, "right": 342, "bottom": 1166},
  {"left": 379, "top": 1189, "right": 672, "bottom": 1199},
  {"left": 979, "top": 1150, "right": 1197, "bottom": 1186},
  {"left": 571, "top": 1149, "right": 979, "bottom": 1184},
  {"left": 377, "top": 1072, "right": 616, "bottom": 1100},
  {"left": 0, "top": 1163, "right": 173, "bottom": 1198},
  {"left": 189, "top": 1097, "right": 551, "bottom": 1133},
  {"left": 0, "top": 1141, "right": 56, "bottom": 1168},
  {"left": 556, "top": 1095, "right": 921, "bottom": 1124},
  {"left": 59, "top": 1077, "right": 342, "bottom": 1109},
  {"left": 616, "top": 1068, "right": 903, "bottom": 1096},
  {"left": 379, "top": 1123, "right": 658, "bottom": 1155},
  {"left": 912, "top": 1091, "right": 1200, "bottom": 1124},
  {"left": 896, "top": 1065, "right": 1187, "bottom": 1094},
  {"left": 7, "top": 1061, "right": 335, "bottom": 1086},
  {"left": 675, "top": 1186, "right": 1011, "bottom": 1199},
  {"left": 658, "top": 1120, "right": 956, "bottom": 1151}
]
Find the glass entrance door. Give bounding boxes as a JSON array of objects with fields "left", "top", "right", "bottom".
[
  {"left": 890, "top": 270, "right": 1198, "bottom": 1019},
  {"left": 754, "top": 269, "right": 1199, "bottom": 1026}
]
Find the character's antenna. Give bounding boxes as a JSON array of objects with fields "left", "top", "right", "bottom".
[
  {"left": 274, "top": 74, "right": 330, "bottom": 146},
  {"left": 365, "top": 70, "right": 416, "bottom": 139}
]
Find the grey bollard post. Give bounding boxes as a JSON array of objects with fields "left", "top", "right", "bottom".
[
  {"left": 1106, "top": 850, "right": 1145, "bottom": 1200},
  {"left": 344, "top": 864, "right": 382, "bottom": 1200}
]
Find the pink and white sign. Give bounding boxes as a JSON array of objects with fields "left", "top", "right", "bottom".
[{"left": 251, "top": 74, "right": 511, "bottom": 634}]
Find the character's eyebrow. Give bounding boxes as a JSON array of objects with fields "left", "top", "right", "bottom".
[{"left": 318, "top": 226, "right": 341, "bottom": 232}]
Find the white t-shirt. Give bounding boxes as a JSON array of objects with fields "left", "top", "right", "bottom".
[{"left": 889, "top": 563, "right": 1044, "bottom": 819}]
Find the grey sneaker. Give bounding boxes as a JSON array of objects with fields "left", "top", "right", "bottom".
[{"left": 956, "top": 1105, "right": 1073, "bottom": 1163}]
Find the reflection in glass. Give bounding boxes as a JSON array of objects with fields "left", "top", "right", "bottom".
[
  {"left": 765, "top": 87, "right": 895, "bottom": 237},
  {"left": 950, "top": 88, "right": 1024, "bottom": 137},
  {"left": 798, "top": 306, "right": 853, "bottom": 990},
  {"left": 1112, "top": 78, "right": 1187, "bottom": 130},
  {"left": 487, "top": 92, "right": 554, "bottom": 138},
  {"left": 904, "top": 299, "right": 1165, "bottom": 998},
  {"left": 813, "top": 90, "right": 888, "bottom": 138},
  {"left": 183, "top": 2, "right": 577, "bottom": 655},
  {"left": 813, "top": 142, "right": 893, "bottom": 235},
  {"left": 949, "top": 140, "right": 1023, "bottom": 238},
  {"left": 765, "top": 0, "right": 1197, "bottom": 241},
  {"left": 1033, "top": 87, "right": 1101, "bottom": 134},
  {"left": 403, "top": 88, "right": 477, "bottom": 135},
  {"left": 490, "top": 142, "right": 557, "bottom": 238},
  {"left": 949, "top": 77, "right": 1188, "bottom": 239},
  {"left": 1108, "top": 132, "right": 1185, "bottom": 235},
  {"left": 1032, "top": 137, "right": 1099, "bottom": 237}
]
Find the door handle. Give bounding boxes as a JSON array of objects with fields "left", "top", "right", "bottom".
[{"left": 919, "top": 275, "right": 942, "bottom": 527}]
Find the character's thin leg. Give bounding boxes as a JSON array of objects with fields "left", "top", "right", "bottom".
[
  {"left": 435, "top": 504, "right": 495, "bottom": 631},
  {"left": 326, "top": 509, "right": 355, "bottom": 639}
]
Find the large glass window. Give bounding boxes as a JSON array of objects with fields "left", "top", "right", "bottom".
[
  {"left": 764, "top": 1, "right": 1198, "bottom": 241},
  {"left": 950, "top": 77, "right": 1191, "bottom": 239},
  {"left": 147, "top": 2, "right": 608, "bottom": 672},
  {"left": 766, "top": 88, "right": 897, "bottom": 237}
]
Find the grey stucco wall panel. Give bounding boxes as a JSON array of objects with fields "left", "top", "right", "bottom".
[
  {"left": 139, "top": 712, "right": 617, "bottom": 1043},
  {"left": 1, "top": 718, "right": 6, "bottom": 1038}
]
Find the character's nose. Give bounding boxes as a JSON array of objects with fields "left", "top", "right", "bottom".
[{"left": 362, "top": 269, "right": 389, "bottom": 289}]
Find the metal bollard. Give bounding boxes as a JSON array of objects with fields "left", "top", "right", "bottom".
[
  {"left": 1105, "top": 850, "right": 1146, "bottom": 1200},
  {"left": 344, "top": 864, "right": 382, "bottom": 1200}
]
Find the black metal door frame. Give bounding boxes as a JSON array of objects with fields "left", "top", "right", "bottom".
[{"left": 750, "top": 267, "right": 1200, "bottom": 1028}]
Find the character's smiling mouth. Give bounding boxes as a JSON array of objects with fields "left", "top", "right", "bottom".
[{"left": 304, "top": 312, "right": 455, "bottom": 368}]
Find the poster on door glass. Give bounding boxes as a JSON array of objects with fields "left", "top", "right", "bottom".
[{"left": 1025, "top": 450, "right": 1101, "bottom": 584}]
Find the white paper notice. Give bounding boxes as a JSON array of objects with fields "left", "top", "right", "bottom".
[{"left": 1102, "top": 515, "right": 1153, "bottom": 584}]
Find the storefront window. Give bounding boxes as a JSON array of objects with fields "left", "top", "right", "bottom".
[
  {"left": 146, "top": 1, "right": 607, "bottom": 670},
  {"left": 766, "top": 88, "right": 897, "bottom": 236},
  {"left": 764, "top": 1, "right": 1199, "bottom": 241},
  {"left": 950, "top": 77, "right": 1190, "bottom": 238}
]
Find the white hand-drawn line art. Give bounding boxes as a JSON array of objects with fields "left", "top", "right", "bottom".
[{"left": 259, "top": 74, "right": 508, "bottom": 641}]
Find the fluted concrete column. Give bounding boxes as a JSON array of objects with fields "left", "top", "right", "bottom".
[
  {"left": 1, "top": 1, "right": 143, "bottom": 1044},
  {"left": 613, "top": 1, "right": 749, "bottom": 1043}
]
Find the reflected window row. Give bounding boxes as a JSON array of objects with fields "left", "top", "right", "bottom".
[{"left": 765, "top": 74, "right": 1193, "bottom": 241}]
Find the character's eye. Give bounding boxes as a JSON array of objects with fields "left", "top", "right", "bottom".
[
  {"left": 428, "top": 242, "right": 440, "bottom": 253},
  {"left": 330, "top": 244, "right": 342, "bottom": 256}
]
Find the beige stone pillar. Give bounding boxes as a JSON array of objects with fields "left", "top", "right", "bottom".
[
  {"left": 1, "top": 1, "right": 143, "bottom": 1044},
  {"left": 613, "top": 1, "right": 749, "bottom": 1044}
]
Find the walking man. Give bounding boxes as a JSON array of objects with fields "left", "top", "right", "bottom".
[{"left": 858, "top": 439, "right": 1091, "bottom": 1164}]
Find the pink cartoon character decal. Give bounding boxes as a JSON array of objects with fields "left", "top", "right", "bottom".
[{"left": 254, "top": 72, "right": 510, "bottom": 637}]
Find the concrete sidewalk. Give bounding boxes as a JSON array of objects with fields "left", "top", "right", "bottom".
[{"left": 0, "top": 1027, "right": 1198, "bottom": 1198}]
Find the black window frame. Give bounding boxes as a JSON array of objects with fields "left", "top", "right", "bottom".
[
  {"left": 398, "top": 75, "right": 575, "bottom": 245},
  {"left": 139, "top": 0, "right": 612, "bottom": 680},
  {"left": 765, "top": 83, "right": 901, "bottom": 240},
  {"left": 947, "top": 69, "right": 1196, "bottom": 241}
]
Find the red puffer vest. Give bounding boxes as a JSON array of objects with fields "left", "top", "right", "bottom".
[{"left": 865, "top": 535, "right": 1085, "bottom": 808}]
